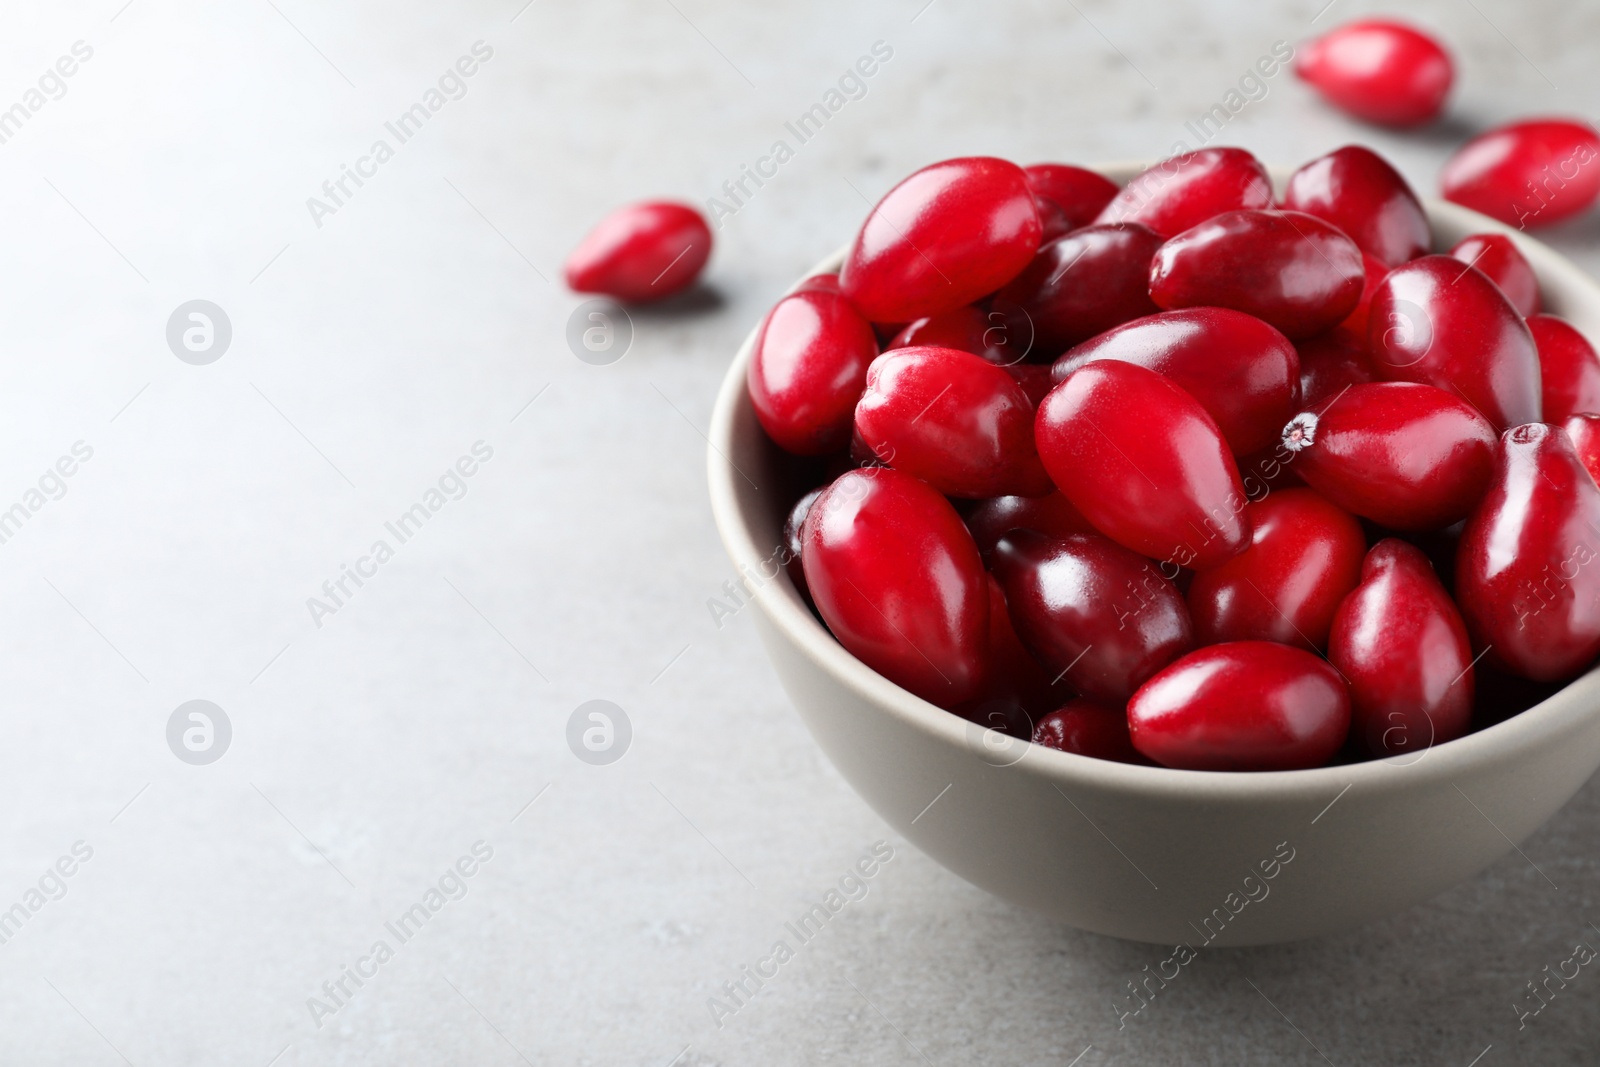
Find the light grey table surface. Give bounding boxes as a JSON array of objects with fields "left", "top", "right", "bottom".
[{"left": 0, "top": 0, "right": 1595, "bottom": 1063}]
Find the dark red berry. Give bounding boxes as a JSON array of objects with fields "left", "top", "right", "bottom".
[
  {"left": 1032, "top": 699, "right": 1146, "bottom": 764},
  {"left": 994, "top": 224, "right": 1162, "bottom": 355},
  {"left": 1297, "top": 329, "right": 1376, "bottom": 412},
  {"left": 993, "top": 530, "right": 1194, "bottom": 705},
  {"left": 1148, "top": 209, "right": 1365, "bottom": 339},
  {"left": 889, "top": 304, "right": 1023, "bottom": 365},
  {"left": 964, "top": 492, "right": 1095, "bottom": 566},
  {"left": 1023, "top": 163, "right": 1120, "bottom": 241}
]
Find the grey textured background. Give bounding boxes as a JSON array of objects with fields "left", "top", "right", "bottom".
[{"left": 0, "top": 0, "right": 1594, "bottom": 1063}]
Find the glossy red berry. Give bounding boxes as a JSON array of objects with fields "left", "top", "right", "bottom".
[
  {"left": 748, "top": 289, "right": 879, "bottom": 455},
  {"left": 1032, "top": 699, "right": 1146, "bottom": 764},
  {"left": 1297, "top": 328, "right": 1376, "bottom": 411},
  {"left": 563, "top": 201, "right": 712, "bottom": 302},
  {"left": 1441, "top": 119, "right": 1600, "bottom": 229},
  {"left": 993, "top": 530, "right": 1194, "bottom": 704},
  {"left": 1149, "top": 210, "right": 1365, "bottom": 339},
  {"left": 1295, "top": 20, "right": 1453, "bottom": 127},
  {"left": 1128, "top": 642, "right": 1351, "bottom": 771},
  {"left": 1564, "top": 413, "right": 1600, "bottom": 486},
  {"left": 994, "top": 223, "right": 1162, "bottom": 355},
  {"left": 1447, "top": 234, "right": 1541, "bottom": 318},
  {"left": 974, "top": 575, "right": 1068, "bottom": 716},
  {"left": 782, "top": 487, "right": 824, "bottom": 604},
  {"left": 964, "top": 492, "right": 1095, "bottom": 566},
  {"left": 872, "top": 320, "right": 907, "bottom": 346},
  {"left": 1455, "top": 422, "right": 1600, "bottom": 682},
  {"left": 1037, "top": 361, "right": 1250, "bottom": 568},
  {"left": 1093, "top": 147, "right": 1273, "bottom": 238},
  {"left": 846, "top": 424, "right": 887, "bottom": 469},
  {"left": 1052, "top": 308, "right": 1301, "bottom": 456},
  {"left": 1283, "top": 146, "right": 1430, "bottom": 267},
  {"left": 1529, "top": 314, "right": 1600, "bottom": 422},
  {"left": 1367, "top": 255, "right": 1542, "bottom": 431},
  {"left": 888, "top": 304, "right": 1022, "bottom": 365},
  {"left": 796, "top": 273, "right": 841, "bottom": 295},
  {"left": 1282, "top": 382, "right": 1498, "bottom": 530},
  {"left": 840, "top": 157, "right": 1043, "bottom": 322},
  {"left": 1236, "top": 443, "right": 1304, "bottom": 500},
  {"left": 1186, "top": 488, "right": 1366, "bottom": 651},
  {"left": 1338, "top": 252, "right": 1390, "bottom": 338},
  {"left": 855, "top": 346, "right": 1052, "bottom": 498},
  {"left": 1004, "top": 362, "right": 1056, "bottom": 407},
  {"left": 1023, "top": 163, "right": 1120, "bottom": 241},
  {"left": 1330, "top": 539, "right": 1474, "bottom": 759},
  {"left": 801, "top": 467, "right": 989, "bottom": 705}
]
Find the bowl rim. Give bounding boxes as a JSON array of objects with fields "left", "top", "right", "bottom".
[{"left": 707, "top": 159, "right": 1600, "bottom": 804}]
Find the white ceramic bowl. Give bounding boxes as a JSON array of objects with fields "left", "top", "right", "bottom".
[{"left": 707, "top": 163, "right": 1600, "bottom": 945}]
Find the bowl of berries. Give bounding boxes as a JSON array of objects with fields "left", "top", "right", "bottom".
[{"left": 707, "top": 145, "right": 1600, "bottom": 945}]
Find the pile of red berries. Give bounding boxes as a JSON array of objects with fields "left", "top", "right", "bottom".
[{"left": 746, "top": 145, "right": 1600, "bottom": 772}]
